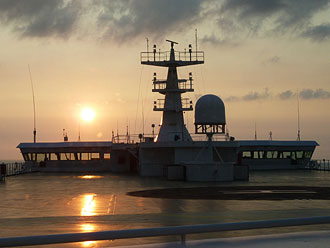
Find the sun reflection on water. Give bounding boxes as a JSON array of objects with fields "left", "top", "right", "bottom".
[
  {"left": 78, "top": 175, "right": 104, "bottom": 180},
  {"left": 80, "top": 194, "right": 98, "bottom": 247},
  {"left": 81, "top": 194, "right": 97, "bottom": 216}
]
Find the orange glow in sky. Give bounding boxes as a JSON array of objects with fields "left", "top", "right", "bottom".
[
  {"left": 80, "top": 108, "right": 95, "bottom": 122},
  {"left": 0, "top": 1, "right": 330, "bottom": 159}
]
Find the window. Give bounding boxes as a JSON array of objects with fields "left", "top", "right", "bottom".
[
  {"left": 296, "top": 151, "right": 304, "bottom": 159},
  {"left": 266, "top": 151, "right": 273, "bottom": 159},
  {"left": 242, "top": 151, "right": 252, "bottom": 158},
  {"left": 253, "top": 151, "right": 259, "bottom": 159},
  {"left": 23, "top": 153, "right": 30, "bottom": 161},
  {"left": 272, "top": 151, "right": 278, "bottom": 159},
  {"left": 36, "top": 153, "right": 45, "bottom": 162},
  {"left": 104, "top": 153, "right": 110, "bottom": 160},
  {"left": 283, "top": 152, "right": 291, "bottom": 159},
  {"left": 31, "top": 153, "right": 36, "bottom": 161},
  {"left": 91, "top": 153, "right": 100, "bottom": 160},
  {"left": 305, "top": 151, "right": 312, "bottom": 159},
  {"left": 50, "top": 153, "right": 58, "bottom": 161},
  {"left": 59, "top": 153, "right": 74, "bottom": 160},
  {"left": 81, "top": 153, "right": 89, "bottom": 160}
]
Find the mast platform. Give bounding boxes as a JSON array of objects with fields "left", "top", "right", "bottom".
[{"left": 141, "top": 51, "right": 204, "bottom": 67}]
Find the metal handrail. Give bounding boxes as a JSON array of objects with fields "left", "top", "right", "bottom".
[
  {"left": 306, "top": 159, "right": 330, "bottom": 171},
  {"left": 1, "top": 216, "right": 330, "bottom": 247},
  {"left": 0, "top": 162, "right": 27, "bottom": 177},
  {"left": 141, "top": 51, "right": 204, "bottom": 62}
]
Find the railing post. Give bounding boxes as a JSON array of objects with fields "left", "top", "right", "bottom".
[{"left": 181, "top": 234, "right": 186, "bottom": 246}]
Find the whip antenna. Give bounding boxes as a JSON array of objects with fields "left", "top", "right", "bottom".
[
  {"left": 297, "top": 90, "right": 301, "bottom": 141},
  {"left": 28, "top": 64, "right": 37, "bottom": 143},
  {"left": 195, "top": 28, "right": 198, "bottom": 60}
]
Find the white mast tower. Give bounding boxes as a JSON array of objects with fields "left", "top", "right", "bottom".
[{"left": 141, "top": 40, "right": 204, "bottom": 142}]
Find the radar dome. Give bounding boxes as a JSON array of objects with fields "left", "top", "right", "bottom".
[{"left": 195, "top": 94, "right": 226, "bottom": 125}]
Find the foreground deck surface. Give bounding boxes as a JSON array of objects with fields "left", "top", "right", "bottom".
[{"left": 120, "top": 230, "right": 330, "bottom": 248}]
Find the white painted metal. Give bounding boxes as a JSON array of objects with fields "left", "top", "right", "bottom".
[{"left": 195, "top": 94, "right": 226, "bottom": 125}]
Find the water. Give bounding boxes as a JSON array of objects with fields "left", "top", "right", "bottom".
[{"left": 1, "top": 171, "right": 330, "bottom": 247}]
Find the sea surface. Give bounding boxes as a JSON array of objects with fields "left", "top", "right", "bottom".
[{"left": 1, "top": 170, "right": 330, "bottom": 247}]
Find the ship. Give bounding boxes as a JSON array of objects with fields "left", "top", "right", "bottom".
[{"left": 17, "top": 40, "right": 318, "bottom": 181}]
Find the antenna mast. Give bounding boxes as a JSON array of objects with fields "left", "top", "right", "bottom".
[
  {"left": 28, "top": 65, "right": 37, "bottom": 143},
  {"left": 254, "top": 122, "right": 257, "bottom": 140},
  {"left": 146, "top": 37, "right": 149, "bottom": 61},
  {"left": 140, "top": 40, "right": 204, "bottom": 142},
  {"left": 297, "top": 91, "right": 301, "bottom": 141},
  {"left": 195, "top": 29, "right": 198, "bottom": 60}
]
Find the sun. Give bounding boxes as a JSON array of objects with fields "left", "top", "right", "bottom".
[{"left": 80, "top": 107, "right": 95, "bottom": 122}]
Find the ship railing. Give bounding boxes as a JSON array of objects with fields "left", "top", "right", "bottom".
[
  {"left": 181, "top": 98, "right": 193, "bottom": 110},
  {"left": 153, "top": 98, "right": 193, "bottom": 111},
  {"left": 178, "top": 80, "right": 193, "bottom": 91},
  {"left": 1, "top": 216, "right": 330, "bottom": 247},
  {"left": 112, "top": 134, "right": 155, "bottom": 144},
  {"left": 152, "top": 80, "right": 193, "bottom": 91},
  {"left": 153, "top": 80, "right": 167, "bottom": 90},
  {"left": 305, "top": 159, "right": 330, "bottom": 171},
  {"left": 0, "top": 162, "right": 27, "bottom": 177},
  {"left": 191, "top": 134, "right": 228, "bottom": 141},
  {"left": 112, "top": 134, "right": 140, "bottom": 144},
  {"left": 141, "top": 51, "right": 204, "bottom": 62},
  {"left": 153, "top": 99, "right": 165, "bottom": 110}
]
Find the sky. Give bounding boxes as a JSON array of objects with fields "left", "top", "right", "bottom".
[{"left": 0, "top": 0, "right": 330, "bottom": 160}]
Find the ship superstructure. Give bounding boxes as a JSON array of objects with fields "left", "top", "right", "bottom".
[
  {"left": 141, "top": 40, "right": 203, "bottom": 142},
  {"left": 17, "top": 40, "right": 318, "bottom": 181}
]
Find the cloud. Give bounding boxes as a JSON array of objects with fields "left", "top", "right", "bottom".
[
  {"left": 200, "top": 34, "right": 239, "bottom": 47},
  {"left": 217, "top": 0, "right": 330, "bottom": 41},
  {"left": 225, "top": 88, "right": 330, "bottom": 102},
  {"left": 0, "top": 0, "right": 81, "bottom": 39},
  {"left": 301, "top": 23, "right": 330, "bottom": 41},
  {"left": 96, "top": 0, "right": 204, "bottom": 42},
  {"left": 243, "top": 88, "right": 270, "bottom": 101},
  {"left": 226, "top": 88, "right": 271, "bottom": 102},
  {"left": 1, "top": 0, "right": 330, "bottom": 44},
  {"left": 278, "top": 90, "right": 294, "bottom": 100},
  {"left": 263, "top": 56, "right": 281, "bottom": 65},
  {"left": 299, "top": 88, "right": 330, "bottom": 99}
]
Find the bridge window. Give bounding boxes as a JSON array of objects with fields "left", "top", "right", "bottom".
[
  {"left": 258, "top": 151, "right": 264, "bottom": 159},
  {"left": 283, "top": 152, "right": 291, "bottom": 159},
  {"left": 31, "top": 153, "right": 36, "bottom": 161},
  {"left": 60, "top": 153, "right": 75, "bottom": 160},
  {"left": 253, "top": 151, "right": 259, "bottom": 159},
  {"left": 305, "top": 151, "right": 312, "bottom": 159},
  {"left": 242, "top": 151, "right": 252, "bottom": 158},
  {"left": 23, "top": 153, "right": 30, "bottom": 161},
  {"left": 50, "top": 153, "right": 58, "bottom": 160},
  {"left": 81, "top": 153, "right": 89, "bottom": 160},
  {"left": 296, "top": 151, "right": 304, "bottom": 159},
  {"left": 266, "top": 151, "right": 272, "bottom": 159},
  {"left": 104, "top": 153, "right": 110, "bottom": 160},
  {"left": 91, "top": 153, "right": 100, "bottom": 160},
  {"left": 36, "top": 153, "right": 46, "bottom": 162}
]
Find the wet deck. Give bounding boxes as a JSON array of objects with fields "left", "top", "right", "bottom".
[{"left": 1, "top": 170, "right": 330, "bottom": 247}]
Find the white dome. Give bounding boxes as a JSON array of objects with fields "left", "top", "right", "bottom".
[{"left": 195, "top": 94, "right": 226, "bottom": 125}]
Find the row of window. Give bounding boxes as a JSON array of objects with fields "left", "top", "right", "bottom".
[
  {"left": 241, "top": 150, "right": 313, "bottom": 160},
  {"left": 23, "top": 152, "right": 111, "bottom": 162}
]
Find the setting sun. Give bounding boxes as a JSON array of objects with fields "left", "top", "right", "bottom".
[{"left": 80, "top": 108, "right": 95, "bottom": 122}]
